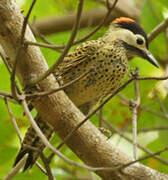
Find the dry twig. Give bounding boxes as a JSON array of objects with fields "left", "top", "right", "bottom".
[
  {"left": 40, "top": 153, "right": 54, "bottom": 180},
  {"left": 4, "top": 98, "right": 22, "bottom": 142}
]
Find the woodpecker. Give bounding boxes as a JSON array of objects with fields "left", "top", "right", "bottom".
[{"left": 14, "top": 17, "right": 159, "bottom": 170}]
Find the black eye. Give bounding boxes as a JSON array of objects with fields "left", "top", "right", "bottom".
[{"left": 136, "top": 38, "right": 144, "bottom": 45}]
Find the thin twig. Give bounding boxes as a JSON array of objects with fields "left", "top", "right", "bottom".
[
  {"left": 31, "top": 23, "right": 54, "bottom": 44},
  {"left": 25, "top": 40, "right": 63, "bottom": 52},
  {"left": 0, "top": 45, "right": 11, "bottom": 73},
  {"left": 40, "top": 153, "right": 54, "bottom": 180},
  {"left": 4, "top": 98, "right": 22, "bottom": 142},
  {"left": 10, "top": 0, "right": 37, "bottom": 99},
  {"left": 36, "top": 162, "right": 47, "bottom": 175},
  {"left": 136, "top": 76, "right": 168, "bottom": 81},
  {"left": 0, "top": 90, "right": 14, "bottom": 99},
  {"left": 29, "top": 0, "right": 84, "bottom": 86}
]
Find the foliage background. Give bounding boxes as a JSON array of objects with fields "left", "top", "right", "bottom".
[{"left": 0, "top": 0, "right": 168, "bottom": 179}]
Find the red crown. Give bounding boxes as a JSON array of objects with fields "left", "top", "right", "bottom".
[{"left": 113, "top": 17, "right": 135, "bottom": 24}]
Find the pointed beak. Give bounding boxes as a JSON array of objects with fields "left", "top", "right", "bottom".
[
  {"left": 143, "top": 50, "right": 159, "bottom": 68},
  {"left": 122, "top": 41, "right": 159, "bottom": 68}
]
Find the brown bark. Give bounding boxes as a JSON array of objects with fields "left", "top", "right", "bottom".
[
  {"left": 31, "top": 0, "right": 140, "bottom": 35},
  {"left": 0, "top": 0, "right": 167, "bottom": 179}
]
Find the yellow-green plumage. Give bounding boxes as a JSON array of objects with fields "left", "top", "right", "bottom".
[{"left": 14, "top": 17, "right": 158, "bottom": 170}]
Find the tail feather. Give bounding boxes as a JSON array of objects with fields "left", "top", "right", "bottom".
[
  {"left": 14, "top": 115, "right": 54, "bottom": 170},
  {"left": 14, "top": 149, "right": 33, "bottom": 171}
]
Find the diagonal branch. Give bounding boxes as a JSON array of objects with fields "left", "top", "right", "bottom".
[
  {"left": 4, "top": 98, "right": 22, "bottom": 142},
  {"left": 148, "top": 17, "right": 168, "bottom": 42}
]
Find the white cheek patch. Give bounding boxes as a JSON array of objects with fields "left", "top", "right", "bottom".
[{"left": 105, "top": 28, "right": 147, "bottom": 50}]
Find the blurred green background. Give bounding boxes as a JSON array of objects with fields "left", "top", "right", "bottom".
[{"left": 1, "top": 0, "right": 168, "bottom": 179}]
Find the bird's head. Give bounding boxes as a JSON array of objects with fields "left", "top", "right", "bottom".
[{"left": 105, "top": 17, "right": 159, "bottom": 68}]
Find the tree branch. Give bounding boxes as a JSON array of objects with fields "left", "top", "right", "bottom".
[
  {"left": 148, "top": 17, "right": 168, "bottom": 42},
  {"left": 0, "top": 1, "right": 167, "bottom": 179}
]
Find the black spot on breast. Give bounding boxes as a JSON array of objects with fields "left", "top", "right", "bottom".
[{"left": 98, "top": 75, "right": 104, "bottom": 79}]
